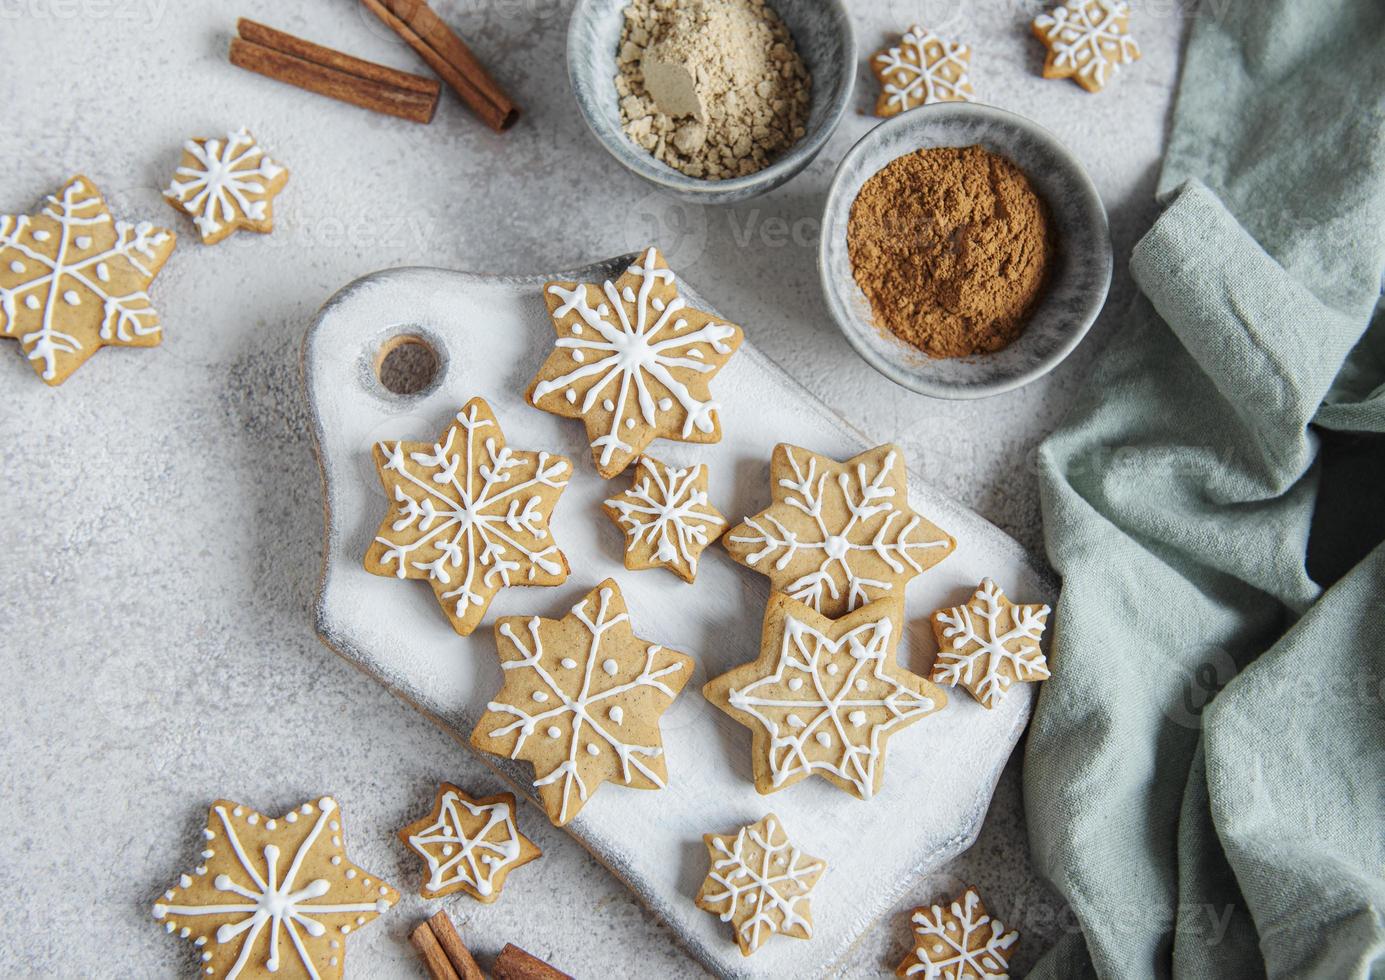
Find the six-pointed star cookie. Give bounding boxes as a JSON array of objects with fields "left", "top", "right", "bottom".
[
  {"left": 704, "top": 594, "right": 946, "bottom": 800},
  {"left": 364, "top": 396, "right": 572, "bottom": 636},
  {"left": 895, "top": 886, "right": 1018, "bottom": 978},
  {"left": 398, "top": 783, "right": 540, "bottom": 902},
  {"left": 165, "top": 127, "right": 289, "bottom": 245},
  {"left": 151, "top": 796, "right": 398, "bottom": 980},
  {"left": 723, "top": 443, "right": 956, "bottom": 618},
  {"left": 871, "top": 24, "right": 974, "bottom": 116},
  {"left": 695, "top": 813, "right": 826, "bottom": 957},
  {"left": 930, "top": 578, "right": 1051, "bottom": 709},
  {"left": 526, "top": 246, "right": 744, "bottom": 478},
  {"left": 602, "top": 455, "right": 726, "bottom": 583},
  {"left": 471, "top": 579, "right": 694, "bottom": 826},
  {"left": 1032, "top": 0, "right": 1140, "bottom": 93},
  {"left": 1, "top": 175, "right": 175, "bottom": 385}
]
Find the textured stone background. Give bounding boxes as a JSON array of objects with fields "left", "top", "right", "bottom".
[{"left": 0, "top": 1, "right": 1186, "bottom": 976}]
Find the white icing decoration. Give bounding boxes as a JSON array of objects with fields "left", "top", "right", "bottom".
[
  {"left": 1033, "top": 0, "right": 1140, "bottom": 89},
  {"left": 604, "top": 458, "right": 725, "bottom": 576},
  {"left": 701, "top": 816, "right": 824, "bottom": 953},
  {"left": 932, "top": 579, "right": 1051, "bottom": 708},
  {"left": 608, "top": 705, "right": 624, "bottom": 725},
  {"left": 874, "top": 25, "right": 973, "bottom": 110},
  {"left": 405, "top": 790, "right": 525, "bottom": 898},
  {"left": 905, "top": 888, "right": 1017, "bottom": 977},
  {"left": 164, "top": 126, "right": 285, "bottom": 241}
]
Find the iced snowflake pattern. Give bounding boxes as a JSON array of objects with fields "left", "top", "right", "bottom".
[
  {"left": 364, "top": 397, "right": 571, "bottom": 636},
  {"left": 930, "top": 579, "right": 1050, "bottom": 709},
  {"left": 603, "top": 455, "right": 726, "bottom": 582},
  {"left": 165, "top": 127, "right": 288, "bottom": 244},
  {"left": 897, "top": 886, "right": 1018, "bottom": 978},
  {"left": 1033, "top": 0, "right": 1140, "bottom": 93},
  {"left": 871, "top": 25, "right": 974, "bottom": 116},
  {"left": 398, "top": 784, "right": 539, "bottom": 902}
]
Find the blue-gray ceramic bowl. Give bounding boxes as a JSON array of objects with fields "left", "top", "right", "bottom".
[
  {"left": 820, "top": 103, "right": 1112, "bottom": 399},
  {"left": 567, "top": 0, "right": 855, "bottom": 205}
]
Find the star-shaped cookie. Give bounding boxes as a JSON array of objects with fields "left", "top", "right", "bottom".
[
  {"left": 896, "top": 886, "right": 1018, "bottom": 978},
  {"left": 871, "top": 25, "right": 974, "bottom": 116},
  {"left": 152, "top": 796, "right": 398, "bottom": 980},
  {"left": 1032, "top": 0, "right": 1140, "bottom": 93},
  {"left": 602, "top": 455, "right": 726, "bottom": 583},
  {"left": 723, "top": 443, "right": 956, "bottom": 618},
  {"left": 165, "top": 127, "right": 289, "bottom": 245},
  {"left": 364, "top": 397, "right": 572, "bottom": 636},
  {"left": 398, "top": 783, "right": 541, "bottom": 902},
  {"left": 930, "top": 578, "right": 1051, "bottom": 709},
  {"left": 704, "top": 594, "right": 946, "bottom": 800},
  {"left": 526, "top": 246, "right": 744, "bottom": 478},
  {"left": 471, "top": 579, "right": 694, "bottom": 826},
  {"left": 695, "top": 813, "right": 826, "bottom": 957},
  {"left": 1, "top": 175, "right": 175, "bottom": 384}
]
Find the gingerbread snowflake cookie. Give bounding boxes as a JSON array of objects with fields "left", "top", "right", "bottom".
[
  {"left": 871, "top": 25, "right": 973, "bottom": 115},
  {"left": 896, "top": 886, "right": 1018, "bottom": 978},
  {"left": 399, "top": 784, "right": 540, "bottom": 902},
  {"left": 471, "top": 579, "right": 694, "bottom": 826},
  {"left": 1032, "top": 0, "right": 1140, "bottom": 93},
  {"left": 364, "top": 397, "right": 572, "bottom": 636},
  {"left": 1, "top": 175, "right": 174, "bottom": 385},
  {"left": 152, "top": 796, "right": 397, "bottom": 979},
  {"left": 527, "top": 247, "right": 744, "bottom": 479},
  {"left": 930, "top": 579, "right": 1050, "bottom": 709},
  {"left": 602, "top": 455, "right": 725, "bottom": 582},
  {"left": 165, "top": 127, "right": 289, "bottom": 245},
  {"left": 705, "top": 594, "right": 945, "bottom": 800},
  {"left": 724, "top": 443, "right": 955, "bottom": 617},
  {"left": 696, "top": 813, "right": 825, "bottom": 957}
]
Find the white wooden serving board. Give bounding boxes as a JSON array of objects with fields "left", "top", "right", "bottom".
[{"left": 302, "top": 257, "right": 1054, "bottom": 979}]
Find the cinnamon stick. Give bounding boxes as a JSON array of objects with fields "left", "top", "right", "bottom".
[
  {"left": 493, "top": 943, "right": 572, "bottom": 980},
  {"left": 411, "top": 920, "right": 460, "bottom": 980},
  {"left": 359, "top": 0, "right": 519, "bottom": 131},
  {"left": 230, "top": 18, "right": 440, "bottom": 124},
  {"left": 427, "top": 911, "right": 485, "bottom": 980}
]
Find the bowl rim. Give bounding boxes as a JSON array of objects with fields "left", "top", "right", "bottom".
[
  {"left": 819, "top": 102, "right": 1113, "bottom": 400},
  {"left": 565, "top": 0, "right": 857, "bottom": 197}
]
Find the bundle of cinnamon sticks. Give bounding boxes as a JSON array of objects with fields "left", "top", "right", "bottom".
[{"left": 412, "top": 911, "right": 573, "bottom": 980}]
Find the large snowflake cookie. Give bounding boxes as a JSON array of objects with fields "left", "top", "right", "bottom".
[
  {"left": 704, "top": 593, "right": 946, "bottom": 800},
  {"left": 930, "top": 578, "right": 1051, "bottom": 709},
  {"left": 471, "top": 579, "right": 694, "bottom": 826},
  {"left": 1032, "top": 0, "right": 1140, "bottom": 93},
  {"left": 0, "top": 175, "right": 175, "bottom": 385},
  {"left": 398, "top": 783, "right": 540, "bottom": 902},
  {"left": 602, "top": 455, "right": 726, "bottom": 583},
  {"left": 151, "top": 796, "right": 397, "bottom": 979},
  {"left": 695, "top": 813, "right": 825, "bottom": 957},
  {"left": 165, "top": 127, "right": 289, "bottom": 246},
  {"left": 871, "top": 25, "right": 974, "bottom": 116},
  {"left": 364, "top": 396, "right": 572, "bottom": 636},
  {"left": 896, "top": 886, "right": 1018, "bottom": 978},
  {"left": 527, "top": 246, "right": 744, "bottom": 479},
  {"left": 723, "top": 443, "right": 955, "bottom": 618}
]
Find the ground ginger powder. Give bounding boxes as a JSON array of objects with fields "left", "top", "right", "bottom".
[{"left": 847, "top": 146, "right": 1053, "bottom": 359}]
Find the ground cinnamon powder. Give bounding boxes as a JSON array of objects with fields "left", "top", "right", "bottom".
[{"left": 847, "top": 145, "right": 1053, "bottom": 359}]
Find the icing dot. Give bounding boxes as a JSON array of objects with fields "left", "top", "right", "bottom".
[
  {"left": 622, "top": 286, "right": 635, "bottom": 302},
  {"left": 179, "top": 874, "right": 192, "bottom": 888},
  {"left": 8, "top": 260, "right": 22, "bottom": 273},
  {"left": 826, "top": 663, "right": 839, "bottom": 676},
  {"left": 363, "top": 879, "right": 371, "bottom": 886},
  {"left": 572, "top": 349, "right": 585, "bottom": 363},
  {"left": 332, "top": 836, "right": 341, "bottom": 847},
  {"left": 560, "top": 658, "right": 577, "bottom": 669},
  {"left": 301, "top": 803, "right": 314, "bottom": 814},
  {"left": 933, "top": 943, "right": 944, "bottom": 953},
  {"left": 199, "top": 951, "right": 210, "bottom": 961},
  {"left": 341, "top": 925, "right": 351, "bottom": 935},
  {"left": 355, "top": 917, "right": 366, "bottom": 926},
  {"left": 379, "top": 886, "right": 389, "bottom": 896},
  {"left": 202, "top": 829, "right": 215, "bottom": 840},
  {"left": 31, "top": 229, "right": 50, "bottom": 242},
  {"left": 330, "top": 821, "right": 340, "bottom": 832},
  {"left": 345, "top": 869, "right": 356, "bottom": 879},
  {"left": 848, "top": 710, "right": 867, "bottom": 727},
  {"left": 286, "top": 812, "right": 297, "bottom": 823},
  {"left": 24, "top": 295, "right": 39, "bottom": 310},
  {"left": 232, "top": 808, "right": 244, "bottom": 817},
  {"left": 95, "top": 262, "right": 110, "bottom": 282},
  {"left": 265, "top": 819, "right": 276, "bottom": 830},
  {"left": 565, "top": 389, "right": 576, "bottom": 404},
  {"left": 855, "top": 679, "right": 868, "bottom": 691},
  {"left": 823, "top": 534, "right": 850, "bottom": 561},
  {"left": 442, "top": 844, "right": 454, "bottom": 856},
  {"left": 624, "top": 418, "right": 635, "bottom": 429},
  {"left": 571, "top": 324, "right": 583, "bottom": 335},
  {"left": 194, "top": 866, "right": 206, "bottom": 876},
  {"left": 608, "top": 706, "right": 624, "bottom": 725},
  {"left": 602, "top": 398, "right": 614, "bottom": 411},
  {"left": 195, "top": 937, "right": 207, "bottom": 947},
  {"left": 330, "top": 958, "right": 339, "bottom": 967},
  {"left": 330, "top": 940, "right": 340, "bottom": 949},
  {"left": 62, "top": 289, "right": 79, "bottom": 305},
  {"left": 815, "top": 732, "right": 831, "bottom": 747},
  {"left": 745, "top": 893, "right": 759, "bottom": 905},
  {"left": 331, "top": 856, "right": 342, "bottom": 865},
  {"left": 75, "top": 235, "right": 92, "bottom": 249},
  {"left": 787, "top": 677, "right": 803, "bottom": 691},
  {"left": 546, "top": 726, "right": 561, "bottom": 738},
  {"left": 602, "top": 658, "right": 618, "bottom": 676},
  {"left": 787, "top": 714, "right": 806, "bottom": 729},
  {"left": 201, "top": 850, "right": 214, "bottom": 859},
  {"left": 657, "top": 397, "right": 673, "bottom": 412},
  {"left": 532, "top": 691, "right": 549, "bottom": 702}
]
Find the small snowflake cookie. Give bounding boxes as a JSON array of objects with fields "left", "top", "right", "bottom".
[
  {"left": 896, "top": 886, "right": 1018, "bottom": 978},
  {"left": 151, "top": 796, "right": 398, "bottom": 979},
  {"left": 0, "top": 175, "right": 175, "bottom": 385},
  {"left": 930, "top": 579, "right": 1051, "bottom": 709},
  {"left": 364, "top": 396, "right": 572, "bottom": 636},
  {"left": 723, "top": 443, "right": 956, "bottom": 618},
  {"left": 527, "top": 246, "right": 745, "bottom": 479},
  {"left": 704, "top": 593, "right": 946, "bottom": 800},
  {"left": 695, "top": 813, "right": 826, "bottom": 957},
  {"left": 602, "top": 455, "right": 726, "bottom": 582},
  {"left": 1032, "top": 0, "right": 1140, "bottom": 93},
  {"left": 165, "top": 127, "right": 289, "bottom": 245},
  {"left": 871, "top": 25, "right": 974, "bottom": 116},
  {"left": 471, "top": 579, "right": 694, "bottom": 826},
  {"left": 398, "top": 783, "right": 541, "bottom": 902}
]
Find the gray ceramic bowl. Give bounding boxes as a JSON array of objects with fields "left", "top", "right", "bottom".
[
  {"left": 820, "top": 103, "right": 1112, "bottom": 399},
  {"left": 567, "top": 0, "right": 855, "bottom": 205}
]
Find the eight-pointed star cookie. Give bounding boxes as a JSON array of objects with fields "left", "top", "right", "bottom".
[
  {"left": 526, "top": 246, "right": 744, "bottom": 479},
  {"left": 398, "top": 783, "right": 540, "bottom": 902},
  {"left": 602, "top": 455, "right": 726, "bottom": 583},
  {"left": 364, "top": 396, "right": 572, "bottom": 636},
  {"left": 151, "top": 796, "right": 398, "bottom": 980},
  {"left": 704, "top": 594, "right": 946, "bottom": 800},
  {"left": 871, "top": 25, "right": 974, "bottom": 116},
  {"left": 0, "top": 175, "right": 175, "bottom": 385},
  {"left": 723, "top": 443, "right": 955, "bottom": 618},
  {"left": 895, "top": 885, "right": 1018, "bottom": 979},
  {"left": 930, "top": 578, "right": 1050, "bottom": 709},
  {"left": 471, "top": 579, "right": 694, "bottom": 826},
  {"left": 1032, "top": 0, "right": 1140, "bottom": 93},
  {"left": 695, "top": 813, "right": 826, "bottom": 957},
  {"left": 165, "top": 127, "right": 289, "bottom": 245}
]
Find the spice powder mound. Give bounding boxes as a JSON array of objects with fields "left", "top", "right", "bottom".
[{"left": 847, "top": 145, "right": 1053, "bottom": 359}]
